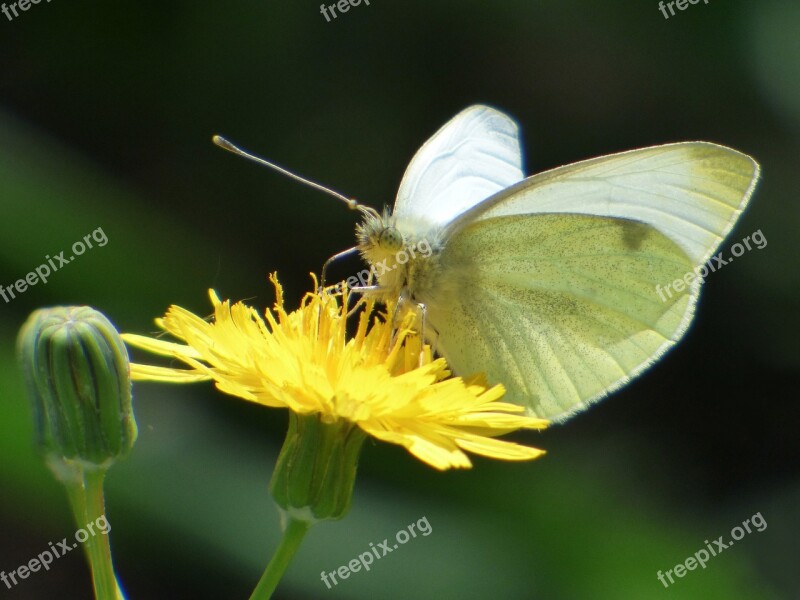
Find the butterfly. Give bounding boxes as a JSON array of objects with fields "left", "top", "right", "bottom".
[{"left": 351, "top": 105, "right": 760, "bottom": 421}]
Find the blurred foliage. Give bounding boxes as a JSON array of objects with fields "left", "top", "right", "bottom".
[{"left": 0, "top": 1, "right": 798, "bottom": 598}]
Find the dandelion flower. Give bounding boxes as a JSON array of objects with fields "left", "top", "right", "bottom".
[{"left": 122, "top": 275, "right": 547, "bottom": 471}]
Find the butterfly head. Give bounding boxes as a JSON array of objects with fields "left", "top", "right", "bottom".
[
  {"left": 354, "top": 205, "right": 442, "bottom": 303},
  {"left": 355, "top": 206, "right": 405, "bottom": 267}
]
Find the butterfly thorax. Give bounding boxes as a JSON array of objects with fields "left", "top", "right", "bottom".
[{"left": 355, "top": 206, "right": 443, "bottom": 303}]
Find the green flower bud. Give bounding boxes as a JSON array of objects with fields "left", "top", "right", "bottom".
[
  {"left": 17, "top": 306, "right": 137, "bottom": 477},
  {"left": 270, "top": 413, "right": 366, "bottom": 523}
]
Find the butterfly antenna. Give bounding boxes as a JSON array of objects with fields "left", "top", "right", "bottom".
[{"left": 212, "top": 135, "right": 363, "bottom": 211}]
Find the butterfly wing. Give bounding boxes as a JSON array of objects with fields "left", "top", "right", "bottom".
[
  {"left": 393, "top": 105, "right": 525, "bottom": 229},
  {"left": 453, "top": 142, "right": 760, "bottom": 265},
  {"left": 423, "top": 144, "right": 759, "bottom": 421}
]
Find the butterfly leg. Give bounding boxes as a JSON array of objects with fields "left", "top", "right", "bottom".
[
  {"left": 320, "top": 246, "right": 360, "bottom": 292},
  {"left": 387, "top": 300, "right": 405, "bottom": 348},
  {"left": 415, "top": 302, "right": 427, "bottom": 367},
  {"left": 388, "top": 299, "right": 427, "bottom": 364}
]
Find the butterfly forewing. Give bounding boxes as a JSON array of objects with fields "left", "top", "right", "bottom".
[
  {"left": 451, "top": 142, "right": 760, "bottom": 265},
  {"left": 394, "top": 105, "right": 525, "bottom": 229}
]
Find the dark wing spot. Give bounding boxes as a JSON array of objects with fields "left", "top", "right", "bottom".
[{"left": 619, "top": 220, "right": 651, "bottom": 251}]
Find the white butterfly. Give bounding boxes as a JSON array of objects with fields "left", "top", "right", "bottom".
[{"left": 353, "top": 105, "right": 760, "bottom": 422}]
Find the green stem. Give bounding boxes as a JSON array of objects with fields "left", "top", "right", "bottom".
[
  {"left": 64, "top": 468, "right": 125, "bottom": 600},
  {"left": 249, "top": 518, "right": 311, "bottom": 600}
]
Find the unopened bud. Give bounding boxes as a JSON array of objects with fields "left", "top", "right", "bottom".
[{"left": 17, "top": 306, "right": 137, "bottom": 476}]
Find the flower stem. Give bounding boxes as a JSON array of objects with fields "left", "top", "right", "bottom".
[
  {"left": 64, "top": 468, "right": 125, "bottom": 600},
  {"left": 249, "top": 518, "right": 311, "bottom": 600}
]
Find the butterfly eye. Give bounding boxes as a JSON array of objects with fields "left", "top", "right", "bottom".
[{"left": 379, "top": 227, "right": 404, "bottom": 252}]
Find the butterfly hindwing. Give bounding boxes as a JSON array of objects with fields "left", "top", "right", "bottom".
[{"left": 424, "top": 213, "right": 697, "bottom": 420}]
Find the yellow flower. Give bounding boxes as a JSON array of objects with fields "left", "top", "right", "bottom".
[{"left": 122, "top": 275, "right": 547, "bottom": 470}]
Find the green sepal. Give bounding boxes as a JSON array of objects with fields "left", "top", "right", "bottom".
[{"left": 270, "top": 412, "right": 366, "bottom": 523}]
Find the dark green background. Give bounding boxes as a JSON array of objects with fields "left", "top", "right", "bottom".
[{"left": 1, "top": 1, "right": 798, "bottom": 599}]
